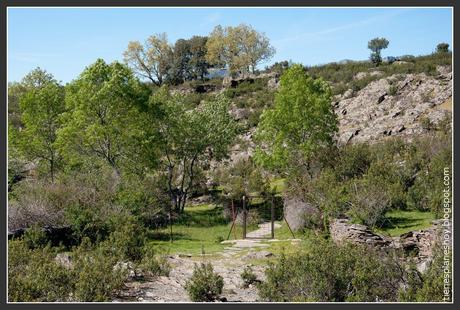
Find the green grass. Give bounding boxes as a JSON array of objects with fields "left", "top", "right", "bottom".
[
  {"left": 376, "top": 210, "right": 436, "bottom": 237},
  {"left": 272, "top": 220, "right": 297, "bottom": 240},
  {"left": 147, "top": 204, "right": 253, "bottom": 256}
]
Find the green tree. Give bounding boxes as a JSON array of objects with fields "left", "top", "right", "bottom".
[
  {"left": 56, "top": 59, "right": 150, "bottom": 178},
  {"left": 435, "top": 42, "right": 449, "bottom": 53},
  {"left": 368, "top": 37, "right": 389, "bottom": 66},
  {"left": 149, "top": 88, "right": 238, "bottom": 212},
  {"left": 8, "top": 68, "right": 56, "bottom": 129},
  {"left": 8, "top": 82, "right": 27, "bottom": 129},
  {"left": 206, "top": 24, "right": 275, "bottom": 76},
  {"left": 213, "top": 157, "right": 267, "bottom": 201},
  {"left": 254, "top": 64, "right": 337, "bottom": 177},
  {"left": 18, "top": 78, "right": 66, "bottom": 182},
  {"left": 189, "top": 36, "right": 209, "bottom": 80},
  {"left": 169, "top": 38, "right": 192, "bottom": 84},
  {"left": 123, "top": 33, "right": 173, "bottom": 86}
]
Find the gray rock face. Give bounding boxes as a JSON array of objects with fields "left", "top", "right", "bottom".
[
  {"left": 336, "top": 67, "right": 452, "bottom": 145},
  {"left": 267, "top": 77, "right": 280, "bottom": 90},
  {"left": 392, "top": 219, "right": 446, "bottom": 272},
  {"left": 283, "top": 197, "right": 320, "bottom": 231},
  {"left": 329, "top": 218, "right": 445, "bottom": 273},
  {"left": 329, "top": 219, "right": 391, "bottom": 248}
]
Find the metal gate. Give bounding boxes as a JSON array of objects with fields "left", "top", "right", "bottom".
[{"left": 226, "top": 195, "right": 295, "bottom": 240}]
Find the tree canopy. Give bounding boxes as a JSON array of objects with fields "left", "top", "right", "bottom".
[
  {"left": 206, "top": 24, "right": 275, "bottom": 76},
  {"left": 368, "top": 37, "right": 389, "bottom": 66},
  {"left": 149, "top": 88, "right": 239, "bottom": 211},
  {"left": 436, "top": 42, "right": 449, "bottom": 53},
  {"left": 56, "top": 59, "right": 150, "bottom": 177},
  {"left": 18, "top": 76, "right": 66, "bottom": 181},
  {"left": 255, "top": 64, "right": 337, "bottom": 174},
  {"left": 123, "top": 33, "right": 173, "bottom": 86}
]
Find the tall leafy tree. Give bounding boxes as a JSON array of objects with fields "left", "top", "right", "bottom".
[
  {"left": 206, "top": 24, "right": 275, "bottom": 76},
  {"left": 254, "top": 64, "right": 337, "bottom": 177},
  {"left": 123, "top": 33, "right": 173, "bottom": 86},
  {"left": 149, "top": 88, "right": 238, "bottom": 212},
  {"left": 368, "top": 37, "right": 389, "bottom": 66},
  {"left": 169, "top": 39, "right": 192, "bottom": 84},
  {"left": 8, "top": 68, "right": 56, "bottom": 129},
  {"left": 18, "top": 77, "right": 66, "bottom": 182},
  {"left": 189, "top": 36, "right": 209, "bottom": 80},
  {"left": 56, "top": 59, "right": 150, "bottom": 178}
]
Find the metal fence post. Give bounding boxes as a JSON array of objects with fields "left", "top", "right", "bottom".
[{"left": 242, "top": 196, "right": 247, "bottom": 239}]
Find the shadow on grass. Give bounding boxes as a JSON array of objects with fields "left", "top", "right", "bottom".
[
  {"left": 174, "top": 205, "right": 229, "bottom": 227},
  {"left": 147, "top": 231, "right": 191, "bottom": 241},
  {"left": 378, "top": 211, "right": 433, "bottom": 231}
]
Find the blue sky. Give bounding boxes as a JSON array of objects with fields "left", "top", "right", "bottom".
[{"left": 8, "top": 7, "right": 453, "bottom": 83}]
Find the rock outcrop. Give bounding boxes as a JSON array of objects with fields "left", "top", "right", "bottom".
[
  {"left": 336, "top": 66, "right": 452, "bottom": 145},
  {"left": 329, "top": 219, "right": 391, "bottom": 248},
  {"left": 283, "top": 197, "right": 320, "bottom": 231},
  {"left": 329, "top": 218, "right": 445, "bottom": 272}
]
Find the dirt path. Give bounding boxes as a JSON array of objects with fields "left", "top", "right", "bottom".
[{"left": 114, "top": 222, "right": 281, "bottom": 302}]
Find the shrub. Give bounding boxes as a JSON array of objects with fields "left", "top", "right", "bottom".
[
  {"left": 258, "top": 239, "right": 405, "bottom": 302},
  {"left": 8, "top": 180, "right": 69, "bottom": 231},
  {"left": 185, "top": 262, "right": 224, "bottom": 302},
  {"left": 140, "top": 246, "right": 170, "bottom": 277},
  {"left": 388, "top": 84, "right": 398, "bottom": 96},
  {"left": 100, "top": 214, "right": 147, "bottom": 262},
  {"left": 334, "top": 143, "right": 372, "bottom": 181},
  {"left": 23, "top": 224, "right": 49, "bottom": 249},
  {"left": 115, "top": 174, "right": 170, "bottom": 228},
  {"left": 399, "top": 246, "right": 450, "bottom": 302},
  {"left": 72, "top": 242, "right": 127, "bottom": 302},
  {"left": 420, "top": 116, "right": 434, "bottom": 131},
  {"left": 241, "top": 266, "right": 259, "bottom": 288},
  {"left": 8, "top": 240, "right": 75, "bottom": 302},
  {"left": 8, "top": 237, "right": 130, "bottom": 302},
  {"left": 407, "top": 144, "right": 452, "bottom": 216}
]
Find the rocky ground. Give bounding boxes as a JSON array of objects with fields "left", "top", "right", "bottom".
[{"left": 113, "top": 223, "right": 285, "bottom": 303}]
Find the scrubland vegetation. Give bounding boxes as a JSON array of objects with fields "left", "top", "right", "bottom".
[{"left": 7, "top": 24, "right": 452, "bottom": 302}]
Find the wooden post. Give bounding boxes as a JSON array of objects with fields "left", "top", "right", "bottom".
[
  {"left": 242, "top": 196, "right": 247, "bottom": 239},
  {"left": 284, "top": 216, "right": 296, "bottom": 239},
  {"left": 226, "top": 199, "right": 238, "bottom": 240},
  {"left": 271, "top": 196, "right": 275, "bottom": 239}
]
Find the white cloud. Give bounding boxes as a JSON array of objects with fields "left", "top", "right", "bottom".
[{"left": 273, "top": 9, "right": 410, "bottom": 48}]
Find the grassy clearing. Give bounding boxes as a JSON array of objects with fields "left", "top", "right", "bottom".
[
  {"left": 376, "top": 210, "right": 436, "bottom": 237},
  {"left": 146, "top": 204, "right": 255, "bottom": 256}
]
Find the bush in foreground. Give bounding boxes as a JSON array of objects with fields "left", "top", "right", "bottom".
[
  {"left": 241, "top": 266, "right": 259, "bottom": 288},
  {"left": 185, "top": 262, "right": 224, "bottom": 302},
  {"left": 8, "top": 240, "right": 74, "bottom": 302},
  {"left": 258, "top": 238, "right": 405, "bottom": 302}
]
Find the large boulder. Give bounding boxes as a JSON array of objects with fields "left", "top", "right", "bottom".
[{"left": 283, "top": 197, "right": 320, "bottom": 231}]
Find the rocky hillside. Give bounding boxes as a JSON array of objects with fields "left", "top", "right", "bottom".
[
  {"left": 213, "top": 64, "right": 452, "bottom": 165},
  {"left": 335, "top": 66, "right": 452, "bottom": 145}
]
